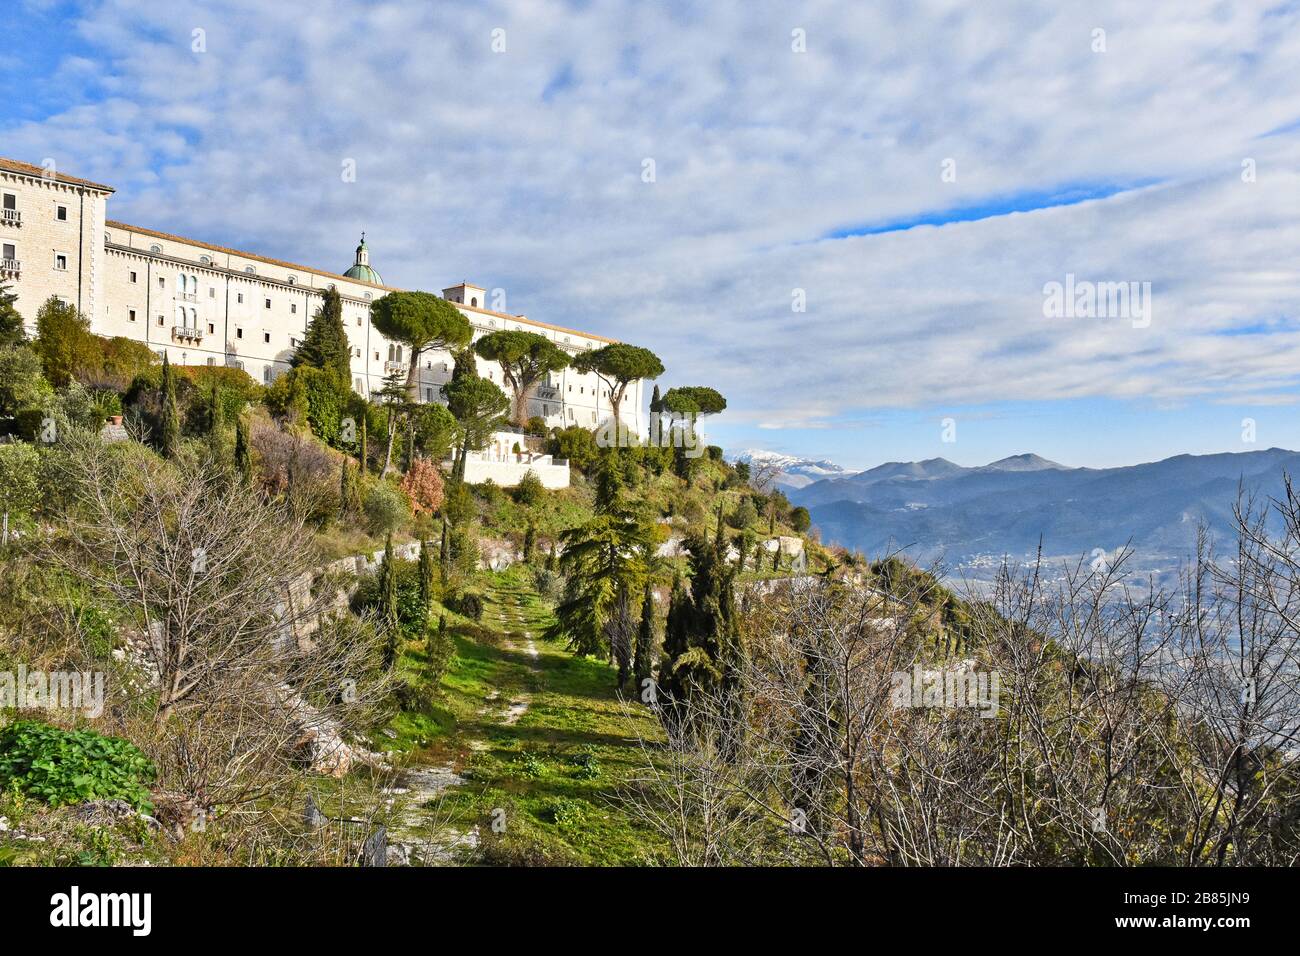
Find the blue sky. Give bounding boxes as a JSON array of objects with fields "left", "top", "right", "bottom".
[{"left": 4, "top": 0, "right": 1300, "bottom": 471}]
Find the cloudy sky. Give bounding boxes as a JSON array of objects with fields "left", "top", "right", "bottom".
[{"left": 4, "top": 0, "right": 1300, "bottom": 469}]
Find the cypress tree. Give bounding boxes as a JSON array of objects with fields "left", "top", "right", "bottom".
[
  {"left": 292, "top": 286, "right": 351, "bottom": 381},
  {"left": 339, "top": 458, "right": 352, "bottom": 519},
  {"left": 633, "top": 578, "right": 655, "bottom": 692},
  {"left": 595, "top": 449, "right": 624, "bottom": 512},
  {"left": 0, "top": 279, "right": 24, "bottom": 348},
  {"left": 378, "top": 532, "right": 399, "bottom": 668},
  {"left": 205, "top": 379, "right": 229, "bottom": 462},
  {"left": 418, "top": 537, "right": 435, "bottom": 617},
  {"left": 159, "top": 353, "right": 181, "bottom": 459},
  {"left": 523, "top": 523, "right": 536, "bottom": 564},
  {"left": 426, "top": 614, "right": 453, "bottom": 685},
  {"left": 234, "top": 414, "right": 252, "bottom": 486},
  {"left": 648, "top": 384, "right": 661, "bottom": 442},
  {"left": 439, "top": 515, "right": 451, "bottom": 588}
]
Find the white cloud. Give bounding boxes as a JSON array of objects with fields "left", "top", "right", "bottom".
[{"left": 5, "top": 0, "right": 1300, "bottom": 433}]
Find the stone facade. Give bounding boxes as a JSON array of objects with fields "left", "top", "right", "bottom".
[{"left": 0, "top": 157, "right": 643, "bottom": 434}]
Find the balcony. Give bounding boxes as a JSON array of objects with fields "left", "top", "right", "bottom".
[
  {"left": 172, "top": 325, "right": 203, "bottom": 343},
  {"left": 383, "top": 360, "right": 406, "bottom": 375},
  {"left": 0, "top": 258, "right": 19, "bottom": 276},
  {"left": 1, "top": 209, "right": 19, "bottom": 226},
  {"left": 535, "top": 385, "right": 559, "bottom": 400},
  {"left": 177, "top": 291, "right": 197, "bottom": 303}
]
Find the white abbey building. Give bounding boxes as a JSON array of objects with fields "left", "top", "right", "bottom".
[{"left": 0, "top": 156, "right": 643, "bottom": 436}]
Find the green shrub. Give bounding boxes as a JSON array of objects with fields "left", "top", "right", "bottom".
[
  {"left": 548, "top": 425, "right": 598, "bottom": 472},
  {"left": 0, "top": 441, "right": 42, "bottom": 533},
  {"left": 547, "top": 797, "right": 586, "bottom": 828},
  {"left": 0, "top": 721, "right": 156, "bottom": 813},
  {"left": 352, "top": 559, "right": 427, "bottom": 639},
  {"left": 789, "top": 506, "right": 811, "bottom": 533},
  {"left": 446, "top": 590, "right": 484, "bottom": 621},
  {"left": 475, "top": 478, "right": 503, "bottom": 508},
  {"left": 514, "top": 469, "right": 544, "bottom": 506},
  {"left": 513, "top": 751, "right": 546, "bottom": 779},
  {"left": 569, "top": 747, "right": 601, "bottom": 780},
  {"left": 363, "top": 479, "right": 411, "bottom": 535},
  {"left": 728, "top": 497, "right": 758, "bottom": 529}
]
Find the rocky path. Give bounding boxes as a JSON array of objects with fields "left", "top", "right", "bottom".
[{"left": 384, "top": 575, "right": 545, "bottom": 864}]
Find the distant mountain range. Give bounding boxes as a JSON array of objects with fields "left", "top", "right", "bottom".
[
  {"left": 775, "top": 448, "right": 1300, "bottom": 586},
  {"left": 730, "top": 449, "right": 855, "bottom": 489}
]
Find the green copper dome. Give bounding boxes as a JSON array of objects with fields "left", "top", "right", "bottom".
[{"left": 343, "top": 233, "right": 383, "bottom": 285}]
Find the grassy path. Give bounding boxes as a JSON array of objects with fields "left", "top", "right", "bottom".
[{"left": 382, "top": 566, "right": 667, "bottom": 865}]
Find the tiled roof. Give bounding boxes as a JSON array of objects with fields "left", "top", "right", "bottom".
[{"left": 0, "top": 157, "right": 115, "bottom": 193}]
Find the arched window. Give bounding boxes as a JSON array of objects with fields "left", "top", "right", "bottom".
[
  {"left": 471, "top": 297, "right": 478, "bottom": 307},
  {"left": 176, "top": 306, "right": 185, "bottom": 326},
  {"left": 244, "top": 265, "right": 256, "bottom": 275},
  {"left": 199, "top": 255, "right": 212, "bottom": 265},
  {"left": 149, "top": 244, "right": 162, "bottom": 254},
  {"left": 287, "top": 275, "right": 297, "bottom": 286}
]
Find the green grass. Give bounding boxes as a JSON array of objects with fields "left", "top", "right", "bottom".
[{"left": 376, "top": 563, "right": 669, "bottom": 865}]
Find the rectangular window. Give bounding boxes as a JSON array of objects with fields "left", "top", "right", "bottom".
[
  {"left": 206, "top": 357, "right": 215, "bottom": 366},
  {"left": 263, "top": 367, "right": 272, "bottom": 384},
  {"left": 264, "top": 298, "right": 271, "bottom": 309},
  {"left": 209, "top": 287, "right": 215, "bottom": 298},
  {"left": 54, "top": 253, "right": 68, "bottom": 271},
  {"left": 291, "top": 303, "right": 297, "bottom": 314},
  {"left": 157, "top": 315, "right": 164, "bottom": 326},
  {"left": 237, "top": 293, "right": 244, "bottom": 304},
  {"left": 207, "top": 323, "right": 215, "bottom": 334},
  {"left": 56, "top": 205, "right": 67, "bottom": 221},
  {"left": 158, "top": 276, "right": 165, "bottom": 288},
  {"left": 1, "top": 194, "right": 14, "bottom": 210},
  {"left": 130, "top": 271, "right": 138, "bottom": 283},
  {"left": 236, "top": 328, "right": 243, "bottom": 339},
  {"left": 129, "top": 309, "right": 137, "bottom": 322},
  {"left": 263, "top": 332, "right": 270, "bottom": 343},
  {"left": 2, "top": 243, "right": 15, "bottom": 260}
]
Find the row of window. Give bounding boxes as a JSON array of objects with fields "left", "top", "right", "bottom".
[
  {"left": 0, "top": 243, "right": 71, "bottom": 270},
  {"left": 119, "top": 252, "right": 376, "bottom": 301},
  {"left": 0, "top": 193, "right": 69, "bottom": 221}
]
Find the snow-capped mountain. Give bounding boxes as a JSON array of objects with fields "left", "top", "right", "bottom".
[{"left": 730, "top": 449, "right": 857, "bottom": 490}]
